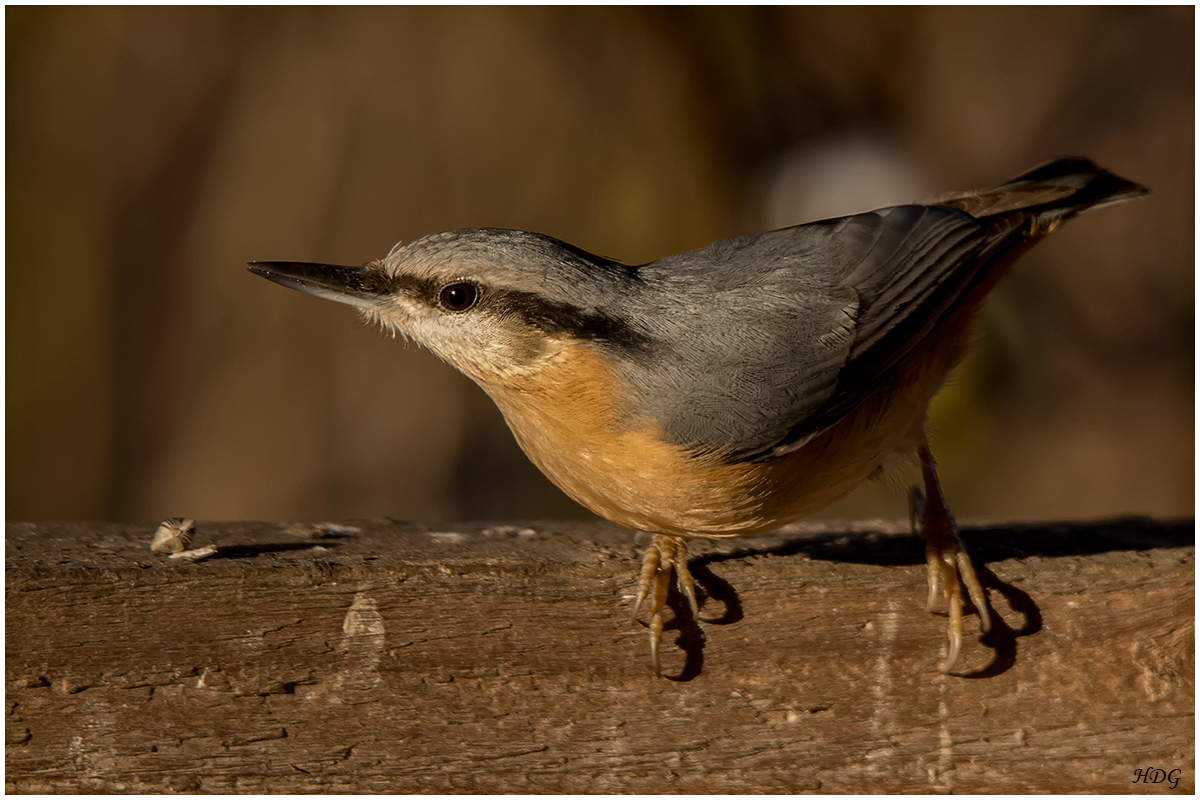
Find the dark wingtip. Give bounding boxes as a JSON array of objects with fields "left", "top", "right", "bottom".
[{"left": 1009, "top": 156, "right": 1150, "bottom": 204}]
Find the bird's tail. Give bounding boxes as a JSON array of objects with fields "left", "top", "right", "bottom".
[{"left": 930, "top": 157, "right": 1148, "bottom": 235}]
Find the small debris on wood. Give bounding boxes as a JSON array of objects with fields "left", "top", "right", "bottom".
[
  {"left": 167, "top": 543, "right": 218, "bottom": 562},
  {"left": 149, "top": 517, "right": 195, "bottom": 554},
  {"left": 151, "top": 517, "right": 217, "bottom": 561}
]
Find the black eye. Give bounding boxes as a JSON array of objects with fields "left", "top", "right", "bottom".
[{"left": 438, "top": 282, "right": 479, "bottom": 312}]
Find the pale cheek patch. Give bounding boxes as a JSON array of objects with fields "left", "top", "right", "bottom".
[{"left": 362, "top": 300, "right": 556, "bottom": 387}]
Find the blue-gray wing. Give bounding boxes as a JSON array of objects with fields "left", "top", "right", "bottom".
[{"left": 624, "top": 204, "right": 991, "bottom": 460}]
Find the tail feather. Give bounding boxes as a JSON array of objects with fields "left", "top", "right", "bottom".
[{"left": 930, "top": 157, "right": 1148, "bottom": 233}]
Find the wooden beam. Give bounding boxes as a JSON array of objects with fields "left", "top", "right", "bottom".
[{"left": 6, "top": 517, "right": 1194, "bottom": 793}]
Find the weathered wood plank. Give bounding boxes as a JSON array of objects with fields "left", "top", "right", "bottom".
[{"left": 6, "top": 517, "right": 1194, "bottom": 793}]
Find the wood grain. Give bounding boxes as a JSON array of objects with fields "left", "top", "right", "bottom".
[{"left": 6, "top": 517, "right": 1193, "bottom": 793}]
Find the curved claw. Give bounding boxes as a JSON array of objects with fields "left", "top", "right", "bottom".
[
  {"left": 923, "top": 537, "right": 992, "bottom": 671},
  {"left": 631, "top": 534, "right": 697, "bottom": 677},
  {"left": 915, "top": 443, "right": 993, "bottom": 673}
]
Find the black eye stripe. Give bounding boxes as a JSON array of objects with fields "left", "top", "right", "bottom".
[
  {"left": 410, "top": 277, "right": 648, "bottom": 352},
  {"left": 490, "top": 288, "right": 652, "bottom": 353},
  {"left": 438, "top": 282, "right": 479, "bottom": 312}
]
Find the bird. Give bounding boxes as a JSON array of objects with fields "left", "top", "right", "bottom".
[{"left": 249, "top": 157, "right": 1147, "bottom": 677}]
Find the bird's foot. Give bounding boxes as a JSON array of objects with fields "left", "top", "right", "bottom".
[
  {"left": 909, "top": 486, "right": 991, "bottom": 672},
  {"left": 631, "top": 533, "right": 698, "bottom": 677}
]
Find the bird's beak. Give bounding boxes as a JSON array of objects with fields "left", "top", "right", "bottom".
[{"left": 247, "top": 261, "right": 390, "bottom": 310}]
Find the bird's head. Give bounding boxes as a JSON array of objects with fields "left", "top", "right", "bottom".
[{"left": 249, "top": 228, "right": 647, "bottom": 390}]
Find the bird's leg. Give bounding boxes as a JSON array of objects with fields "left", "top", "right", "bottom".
[
  {"left": 631, "top": 533, "right": 698, "bottom": 677},
  {"left": 912, "top": 439, "right": 991, "bottom": 672}
]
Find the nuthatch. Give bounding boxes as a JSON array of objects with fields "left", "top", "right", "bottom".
[{"left": 250, "top": 157, "right": 1146, "bottom": 676}]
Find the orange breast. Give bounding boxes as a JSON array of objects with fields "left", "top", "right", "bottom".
[{"left": 481, "top": 323, "right": 969, "bottom": 538}]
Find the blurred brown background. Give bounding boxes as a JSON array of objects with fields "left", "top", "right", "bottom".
[{"left": 7, "top": 7, "right": 1193, "bottom": 525}]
